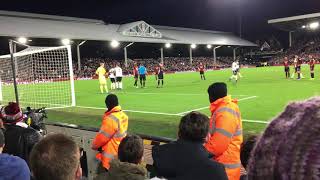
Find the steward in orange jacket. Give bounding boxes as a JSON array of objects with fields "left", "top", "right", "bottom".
[
  {"left": 92, "top": 94, "right": 128, "bottom": 170},
  {"left": 205, "top": 83, "right": 243, "bottom": 180}
]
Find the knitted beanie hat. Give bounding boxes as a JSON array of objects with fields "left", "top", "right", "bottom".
[
  {"left": 247, "top": 97, "right": 320, "bottom": 180},
  {"left": 0, "top": 102, "right": 23, "bottom": 124}
]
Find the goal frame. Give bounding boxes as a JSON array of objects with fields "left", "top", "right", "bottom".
[{"left": 0, "top": 40, "right": 76, "bottom": 108}]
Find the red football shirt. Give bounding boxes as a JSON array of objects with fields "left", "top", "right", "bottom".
[
  {"left": 133, "top": 66, "right": 138, "bottom": 75},
  {"left": 199, "top": 65, "right": 204, "bottom": 71},
  {"left": 154, "top": 67, "right": 159, "bottom": 74},
  {"left": 309, "top": 59, "right": 315, "bottom": 67}
]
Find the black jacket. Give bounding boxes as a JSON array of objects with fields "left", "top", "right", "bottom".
[
  {"left": 152, "top": 139, "right": 228, "bottom": 180},
  {"left": 3, "top": 123, "right": 41, "bottom": 165}
]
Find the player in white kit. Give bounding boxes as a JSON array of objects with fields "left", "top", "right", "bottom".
[
  {"left": 229, "top": 61, "right": 239, "bottom": 83},
  {"left": 114, "top": 63, "right": 123, "bottom": 90},
  {"left": 109, "top": 68, "right": 116, "bottom": 90}
]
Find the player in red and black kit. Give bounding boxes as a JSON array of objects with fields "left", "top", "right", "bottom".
[
  {"left": 283, "top": 57, "right": 290, "bottom": 79},
  {"left": 133, "top": 62, "right": 139, "bottom": 88},
  {"left": 199, "top": 63, "right": 206, "bottom": 80},
  {"left": 309, "top": 55, "right": 316, "bottom": 80},
  {"left": 154, "top": 66, "right": 159, "bottom": 80},
  {"left": 296, "top": 56, "right": 303, "bottom": 80},
  {"left": 157, "top": 63, "right": 164, "bottom": 88}
]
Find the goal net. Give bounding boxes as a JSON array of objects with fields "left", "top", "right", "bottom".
[{"left": 0, "top": 45, "right": 75, "bottom": 109}]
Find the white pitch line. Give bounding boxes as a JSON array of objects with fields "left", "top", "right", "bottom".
[
  {"left": 176, "top": 96, "right": 258, "bottom": 115},
  {"left": 114, "top": 92, "right": 250, "bottom": 97},
  {"left": 76, "top": 106, "right": 178, "bottom": 116},
  {"left": 242, "top": 119, "right": 269, "bottom": 124},
  {"left": 72, "top": 105, "right": 269, "bottom": 124}
]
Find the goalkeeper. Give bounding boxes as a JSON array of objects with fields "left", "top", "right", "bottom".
[{"left": 96, "top": 63, "right": 108, "bottom": 94}]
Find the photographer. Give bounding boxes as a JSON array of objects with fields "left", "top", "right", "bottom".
[{"left": 0, "top": 102, "right": 41, "bottom": 165}]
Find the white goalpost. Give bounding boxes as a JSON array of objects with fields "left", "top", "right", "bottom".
[{"left": 0, "top": 44, "right": 76, "bottom": 109}]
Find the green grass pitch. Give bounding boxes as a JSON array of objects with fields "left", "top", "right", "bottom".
[{"left": 46, "top": 65, "right": 320, "bottom": 138}]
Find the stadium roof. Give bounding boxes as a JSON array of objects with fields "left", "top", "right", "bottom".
[
  {"left": 268, "top": 12, "right": 320, "bottom": 31},
  {"left": 0, "top": 10, "right": 256, "bottom": 47}
]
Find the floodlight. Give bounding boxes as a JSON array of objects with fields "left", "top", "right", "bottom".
[
  {"left": 207, "top": 44, "right": 212, "bottom": 49},
  {"left": 302, "top": 25, "right": 306, "bottom": 29},
  {"left": 61, "top": 39, "right": 71, "bottom": 45},
  {"left": 18, "top": 37, "right": 27, "bottom": 44},
  {"left": 191, "top": 44, "right": 197, "bottom": 49},
  {"left": 110, "top": 40, "right": 120, "bottom": 48},
  {"left": 309, "top": 22, "right": 319, "bottom": 30},
  {"left": 165, "top": 43, "right": 172, "bottom": 48}
]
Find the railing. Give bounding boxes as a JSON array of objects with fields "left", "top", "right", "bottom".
[{"left": 45, "top": 122, "right": 174, "bottom": 180}]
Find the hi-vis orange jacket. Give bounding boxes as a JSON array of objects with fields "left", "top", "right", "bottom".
[
  {"left": 92, "top": 106, "right": 128, "bottom": 169},
  {"left": 205, "top": 96, "right": 243, "bottom": 180}
]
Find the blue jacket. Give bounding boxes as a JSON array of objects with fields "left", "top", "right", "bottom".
[{"left": 0, "top": 153, "right": 30, "bottom": 180}]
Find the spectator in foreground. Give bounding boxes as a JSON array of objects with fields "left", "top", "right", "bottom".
[
  {"left": 29, "top": 133, "right": 82, "bottom": 180},
  {"left": 92, "top": 94, "right": 129, "bottom": 171},
  {"left": 204, "top": 82, "right": 243, "bottom": 180},
  {"left": 95, "top": 135, "right": 147, "bottom": 180},
  {"left": 240, "top": 135, "right": 258, "bottom": 180},
  {"left": 247, "top": 97, "right": 320, "bottom": 180},
  {"left": 0, "top": 102, "right": 41, "bottom": 165},
  {"left": 0, "top": 126, "right": 31, "bottom": 180},
  {"left": 152, "top": 111, "right": 228, "bottom": 180}
]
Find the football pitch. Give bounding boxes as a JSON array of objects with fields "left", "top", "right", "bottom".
[{"left": 47, "top": 66, "right": 320, "bottom": 138}]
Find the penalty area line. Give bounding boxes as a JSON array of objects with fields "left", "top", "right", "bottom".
[
  {"left": 114, "top": 92, "right": 250, "bottom": 97},
  {"left": 242, "top": 119, "right": 269, "bottom": 124},
  {"left": 72, "top": 106, "right": 269, "bottom": 124},
  {"left": 75, "top": 106, "right": 178, "bottom": 116},
  {"left": 175, "top": 96, "right": 258, "bottom": 116}
]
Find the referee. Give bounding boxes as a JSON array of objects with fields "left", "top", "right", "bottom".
[{"left": 138, "top": 64, "right": 147, "bottom": 88}]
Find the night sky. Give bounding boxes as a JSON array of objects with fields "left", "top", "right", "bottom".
[{"left": 1, "top": 0, "right": 320, "bottom": 58}]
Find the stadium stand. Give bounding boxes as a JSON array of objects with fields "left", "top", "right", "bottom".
[
  {"left": 73, "top": 56, "right": 233, "bottom": 78},
  {"left": 270, "top": 33, "right": 320, "bottom": 65}
]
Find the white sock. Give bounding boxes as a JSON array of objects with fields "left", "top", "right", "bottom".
[{"left": 119, "top": 82, "right": 123, "bottom": 89}]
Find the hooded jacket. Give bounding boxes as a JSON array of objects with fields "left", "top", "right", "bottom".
[{"left": 94, "top": 159, "right": 147, "bottom": 180}]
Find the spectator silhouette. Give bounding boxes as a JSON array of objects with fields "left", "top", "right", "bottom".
[{"left": 152, "top": 111, "right": 227, "bottom": 180}]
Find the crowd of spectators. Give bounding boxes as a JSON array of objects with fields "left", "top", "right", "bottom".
[
  {"left": 270, "top": 33, "right": 320, "bottom": 65},
  {"left": 1, "top": 82, "right": 320, "bottom": 180},
  {"left": 73, "top": 57, "right": 232, "bottom": 78}
]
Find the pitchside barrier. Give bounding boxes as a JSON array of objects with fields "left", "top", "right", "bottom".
[{"left": 45, "top": 122, "right": 174, "bottom": 180}]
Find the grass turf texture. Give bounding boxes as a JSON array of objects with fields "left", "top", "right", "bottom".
[{"left": 46, "top": 65, "right": 320, "bottom": 138}]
